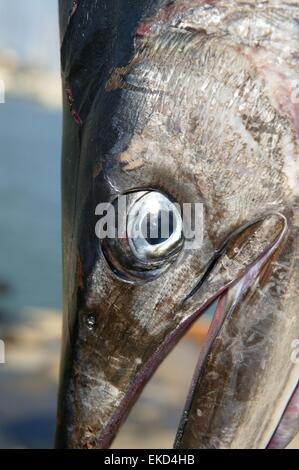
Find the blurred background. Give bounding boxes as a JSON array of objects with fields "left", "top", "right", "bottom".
[
  {"left": 0, "top": 0, "right": 297, "bottom": 450},
  {"left": 0, "top": 0, "right": 62, "bottom": 449},
  {"left": 0, "top": 0, "right": 209, "bottom": 449}
]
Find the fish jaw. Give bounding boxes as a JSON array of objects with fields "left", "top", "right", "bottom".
[{"left": 175, "top": 222, "right": 299, "bottom": 449}]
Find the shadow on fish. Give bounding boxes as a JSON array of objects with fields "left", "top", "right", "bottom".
[{"left": 56, "top": 0, "right": 299, "bottom": 449}]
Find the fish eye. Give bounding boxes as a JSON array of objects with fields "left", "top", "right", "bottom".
[
  {"left": 101, "top": 191, "right": 184, "bottom": 283},
  {"left": 127, "top": 192, "right": 183, "bottom": 262}
]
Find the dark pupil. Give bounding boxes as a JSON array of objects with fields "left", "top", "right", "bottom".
[{"left": 141, "top": 210, "right": 175, "bottom": 245}]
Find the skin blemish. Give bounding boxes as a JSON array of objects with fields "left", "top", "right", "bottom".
[
  {"left": 66, "top": 86, "right": 82, "bottom": 126},
  {"left": 85, "top": 313, "right": 97, "bottom": 331},
  {"left": 106, "top": 64, "right": 160, "bottom": 95},
  {"left": 71, "top": 110, "right": 82, "bottom": 126},
  {"left": 76, "top": 252, "right": 84, "bottom": 291},
  {"left": 82, "top": 426, "right": 96, "bottom": 449},
  {"left": 69, "top": 0, "right": 79, "bottom": 22},
  {"left": 93, "top": 162, "right": 103, "bottom": 178},
  {"left": 118, "top": 136, "right": 146, "bottom": 171},
  {"left": 136, "top": 22, "right": 150, "bottom": 37},
  {"left": 106, "top": 67, "right": 129, "bottom": 92},
  {"left": 121, "top": 159, "right": 145, "bottom": 171}
]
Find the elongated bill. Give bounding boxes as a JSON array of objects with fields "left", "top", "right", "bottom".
[
  {"left": 55, "top": 210, "right": 292, "bottom": 448},
  {"left": 175, "top": 217, "right": 299, "bottom": 449}
]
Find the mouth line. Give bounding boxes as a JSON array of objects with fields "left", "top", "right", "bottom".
[
  {"left": 184, "top": 213, "right": 288, "bottom": 303},
  {"left": 98, "top": 215, "right": 288, "bottom": 448}
]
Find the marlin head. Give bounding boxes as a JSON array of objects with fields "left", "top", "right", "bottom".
[{"left": 56, "top": 0, "right": 299, "bottom": 449}]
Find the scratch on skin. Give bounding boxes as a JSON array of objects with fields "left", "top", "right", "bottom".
[
  {"left": 93, "top": 162, "right": 103, "bottom": 178},
  {"left": 105, "top": 67, "right": 131, "bottom": 92},
  {"left": 66, "top": 86, "right": 82, "bottom": 126},
  {"left": 106, "top": 65, "right": 162, "bottom": 95},
  {"left": 137, "top": 0, "right": 217, "bottom": 36},
  {"left": 76, "top": 251, "right": 84, "bottom": 291},
  {"left": 120, "top": 158, "right": 145, "bottom": 171},
  {"left": 83, "top": 426, "right": 96, "bottom": 449},
  {"left": 68, "top": 0, "right": 79, "bottom": 24},
  {"left": 119, "top": 136, "right": 146, "bottom": 171}
]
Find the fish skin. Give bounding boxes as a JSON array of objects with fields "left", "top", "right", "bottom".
[
  {"left": 268, "top": 383, "right": 299, "bottom": 449},
  {"left": 56, "top": 0, "right": 299, "bottom": 448}
]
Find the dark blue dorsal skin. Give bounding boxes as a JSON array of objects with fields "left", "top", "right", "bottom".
[
  {"left": 59, "top": 0, "right": 166, "bottom": 282},
  {"left": 57, "top": 0, "right": 168, "bottom": 449}
]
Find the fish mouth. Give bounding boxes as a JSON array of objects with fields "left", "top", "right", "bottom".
[
  {"left": 174, "top": 248, "right": 279, "bottom": 447},
  {"left": 96, "top": 212, "right": 288, "bottom": 448}
]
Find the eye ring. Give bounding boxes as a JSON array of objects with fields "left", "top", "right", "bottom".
[{"left": 100, "top": 190, "right": 184, "bottom": 284}]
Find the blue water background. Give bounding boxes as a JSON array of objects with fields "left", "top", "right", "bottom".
[{"left": 0, "top": 97, "right": 62, "bottom": 313}]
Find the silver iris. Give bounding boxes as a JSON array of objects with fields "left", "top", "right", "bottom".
[
  {"left": 101, "top": 190, "right": 184, "bottom": 283},
  {"left": 127, "top": 192, "right": 183, "bottom": 263}
]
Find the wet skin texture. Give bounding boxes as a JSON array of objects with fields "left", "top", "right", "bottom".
[{"left": 56, "top": 1, "right": 299, "bottom": 449}]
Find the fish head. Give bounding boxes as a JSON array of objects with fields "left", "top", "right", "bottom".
[{"left": 56, "top": 0, "right": 299, "bottom": 449}]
